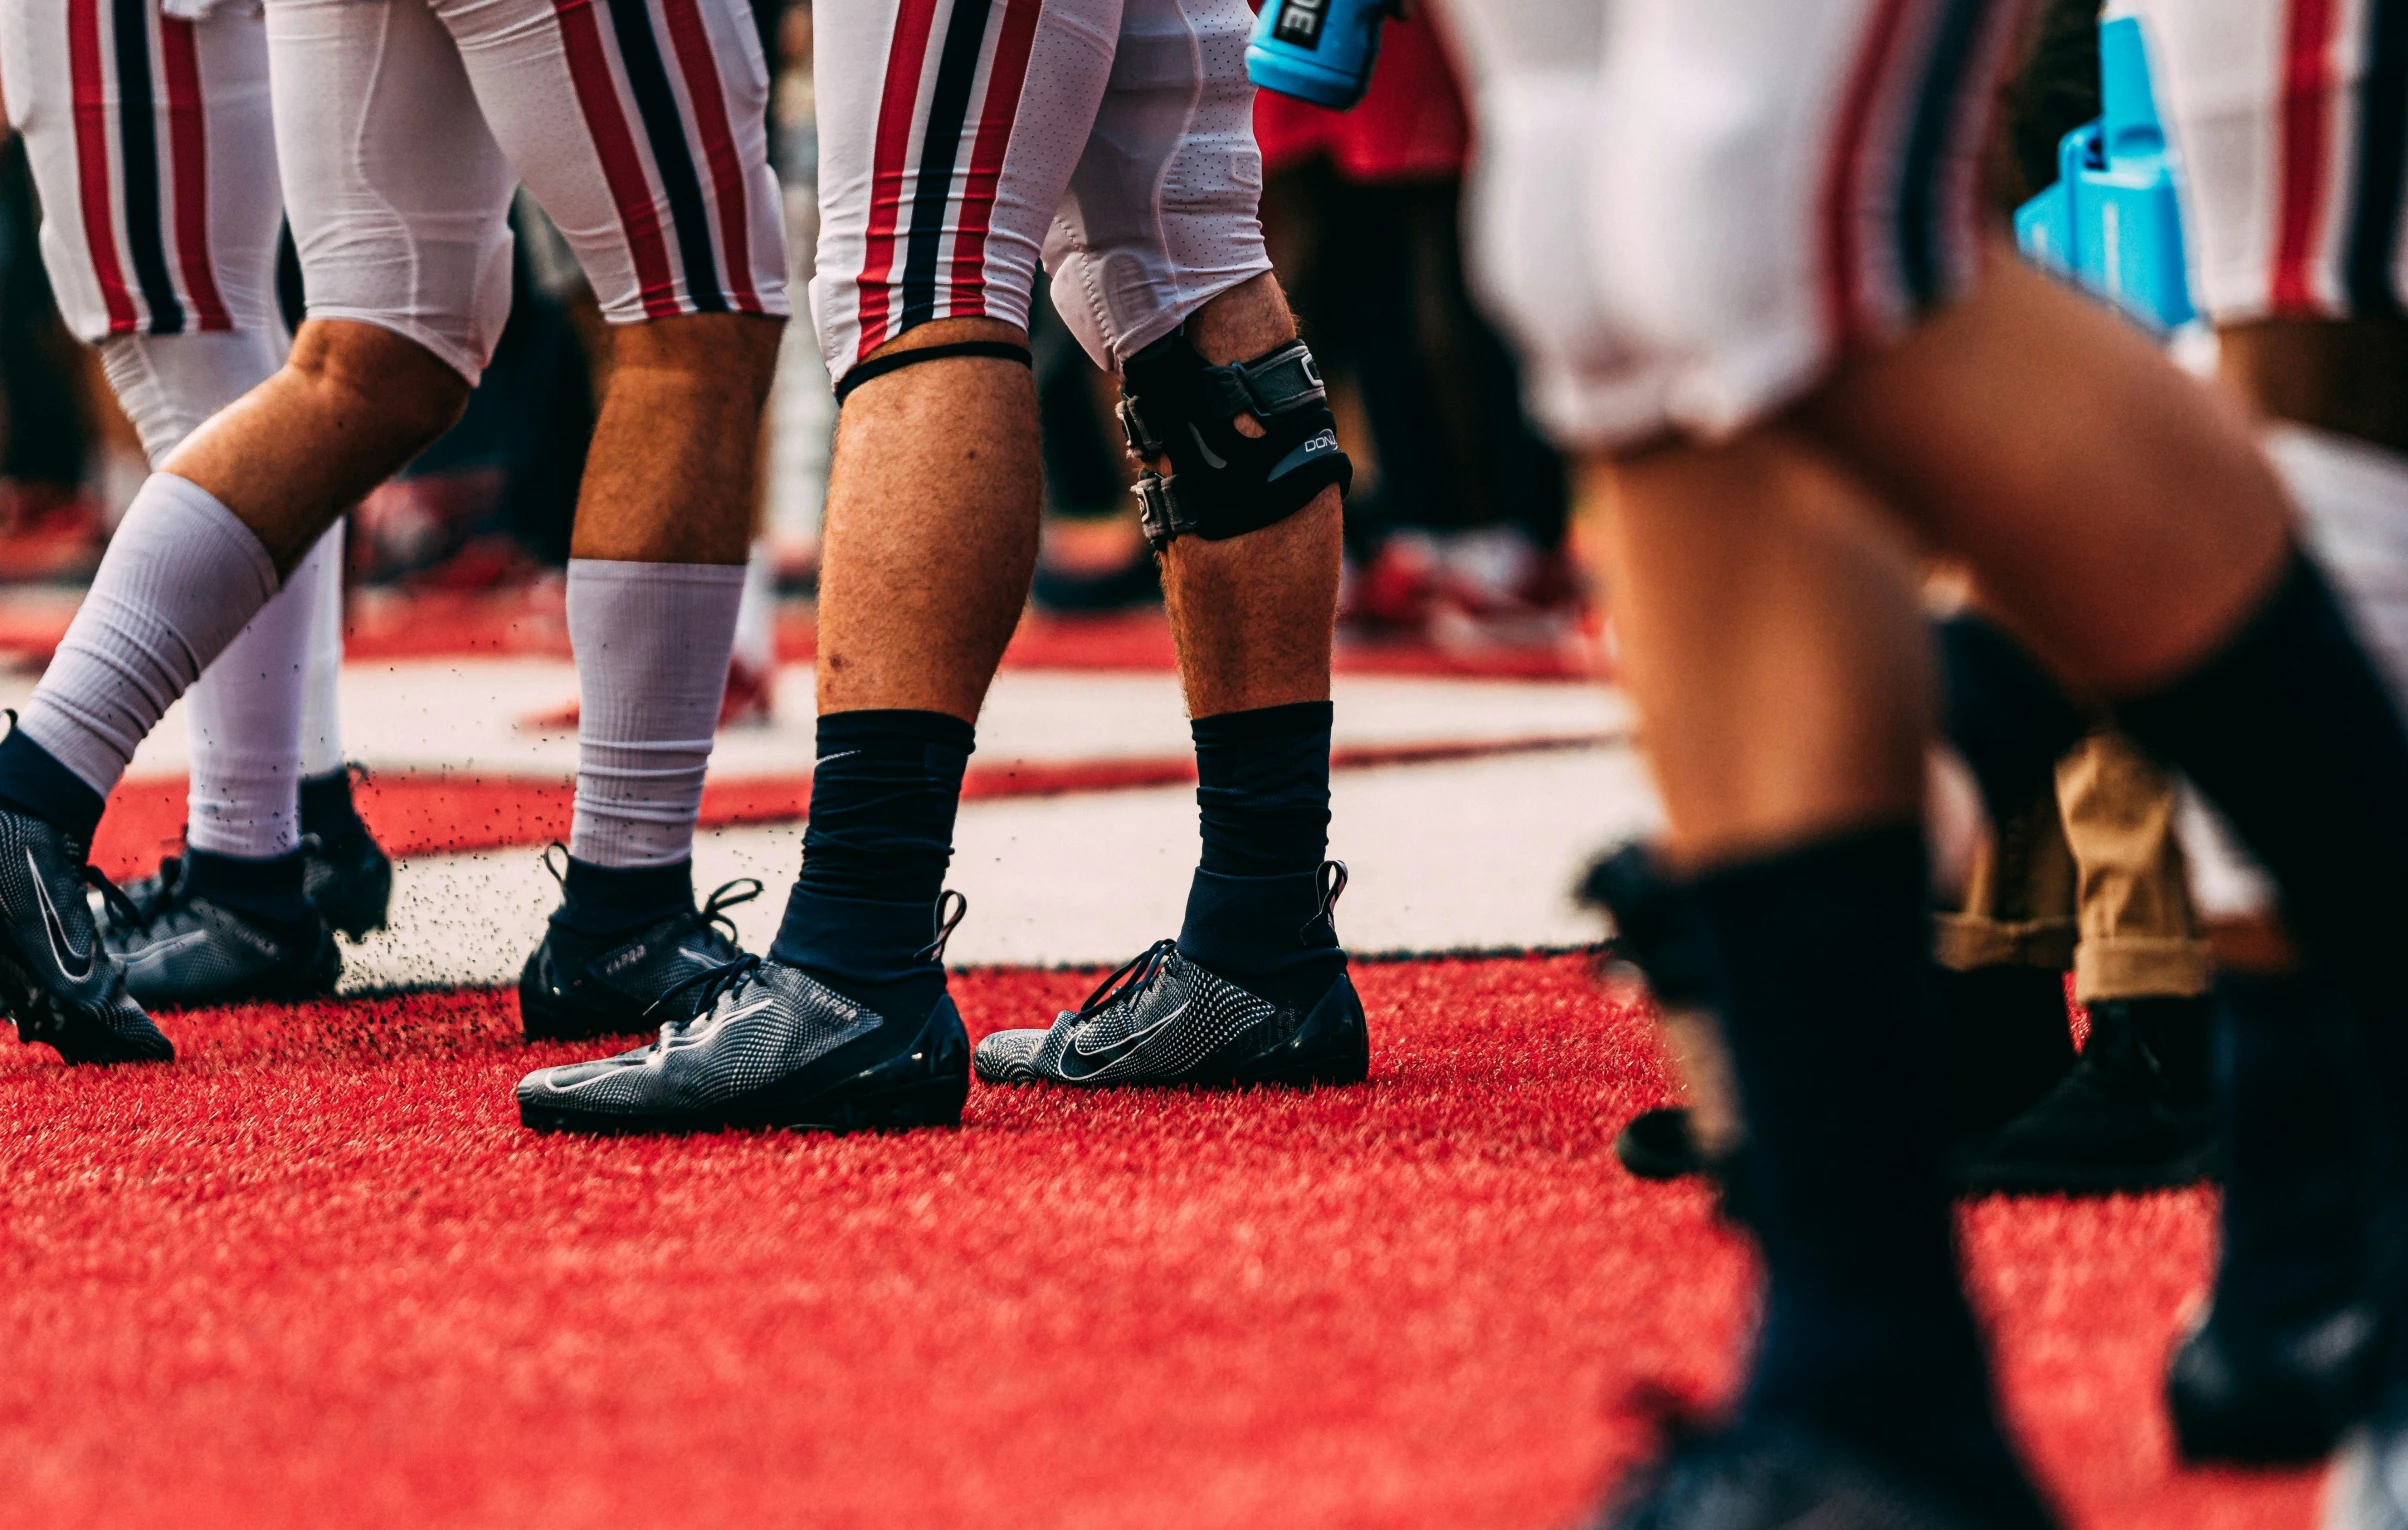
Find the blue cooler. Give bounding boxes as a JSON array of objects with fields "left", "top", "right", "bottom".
[
  {"left": 1246, "top": 0, "right": 1392, "bottom": 110},
  {"left": 2013, "top": 15, "right": 2195, "bottom": 330}
]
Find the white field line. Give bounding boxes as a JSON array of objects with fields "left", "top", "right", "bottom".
[{"left": 335, "top": 742, "right": 1666, "bottom": 993}]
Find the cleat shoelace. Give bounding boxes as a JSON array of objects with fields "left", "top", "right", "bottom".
[
  {"left": 1069, "top": 938, "right": 1180, "bottom": 1025},
  {"left": 82, "top": 861, "right": 146, "bottom": 934}
]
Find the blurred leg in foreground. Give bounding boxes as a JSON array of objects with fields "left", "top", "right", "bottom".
[{"left": 1445, "top": 0, "right": 2408, "bottom": 1522}]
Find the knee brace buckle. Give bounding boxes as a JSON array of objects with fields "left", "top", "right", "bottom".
[{"left": 1118, "top": 329, "right": 1352, "bottom": 549}]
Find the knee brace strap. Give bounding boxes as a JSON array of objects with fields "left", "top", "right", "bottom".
[
  {"left": 1118, "top": 329, "right": 1352, "bottom": 548},
  {"left": 833, "top": 339, "right": 1033, "bottom": 405}
]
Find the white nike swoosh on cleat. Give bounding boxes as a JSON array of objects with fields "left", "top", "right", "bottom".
[
  {"left": 30, "top": 850, "right": 94, "bottom": 983},
  {"left": 1071, "top": 998, "right": 1188, "bottom": 1062}
]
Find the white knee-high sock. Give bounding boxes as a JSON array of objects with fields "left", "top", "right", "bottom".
[
  {"left": 566, "top": 559, "right": 745, "bottom": 868},
  {"left": 184, "top": 527, "right": 341, "bottom": 859},
  {"left": 299, "top": 519, "right": 347, "bottom": 780},
  {"left": 20, "top": 474, "right": 281, "bottom": 800},
  {"left": 99, "top": 329, "right": 334, "bottom": 855}
]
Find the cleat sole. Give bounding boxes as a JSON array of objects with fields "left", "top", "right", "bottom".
[{"left": 0, "top": 954, "right": 173, "bottom": 1065}]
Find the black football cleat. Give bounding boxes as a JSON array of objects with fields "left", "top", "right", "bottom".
[
  {"left": 100, "top": 856, "right": 341, "bottom": 1009},
  {"left": 973, "top": 938, "right": 1368, "bottom": 1089},
  {"left": 2166, "top": 1298, "right": 2381, "bottom": 1465},
  {"left": 304, "top": 821, "right": 393, "bottom": 942},
  {"left": 1594, "top": 1424, "right": 2055, "bottom": 1530},
  {"left": 515, "top": 953, "right": 970, "bottom": 1135},
  {"left": 1617, "top": 1106, "right": 1716, "bottom": 1180},
  {"left": 0, "top": 806, "right": 172, "bottom": 1063},
  {"left": 518, "top": 877, "right": 762, "bottom": 1042},
  {"left": 2168, "top": 969, "right": 2379, "bottom": 1466}
]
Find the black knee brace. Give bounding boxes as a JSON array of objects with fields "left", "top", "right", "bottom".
[{"left": 1118, "top": 327, "right": 1352, "bottom": 548}]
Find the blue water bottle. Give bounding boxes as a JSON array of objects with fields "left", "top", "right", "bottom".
[{"left": 1247, "top": 0, "right": 1394, "bottom": 111}]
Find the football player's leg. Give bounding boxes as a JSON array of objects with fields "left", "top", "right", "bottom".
[
  {"left": 968, "top": 0, "right": 1365, "bottom": 1091},
  {"left": 785, "top": 0, "right": 1102, "bottom": 1025},
  {"left": 424, "top": 0, "right": 787, "bottom": 1042},
  {"left": 1451, "top": 0, "right": 2056, "bottom": 1520},
  {"left": 78, "top": 10, "right": 351, "bottom": 1001},
  {"left": 0, "top": 0, "right": 496, "bottom": 856}
]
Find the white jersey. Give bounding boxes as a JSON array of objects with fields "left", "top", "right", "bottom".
[{"left": 809, "top": 0, "right": 1273, "bottom": 384}]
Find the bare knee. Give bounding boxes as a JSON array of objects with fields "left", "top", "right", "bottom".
[
  {"left": 287, "top": 319, "right": 472, "bottom": 456},
  {"left": 612, "top": 312, "right": 787, "bottom": 408}
]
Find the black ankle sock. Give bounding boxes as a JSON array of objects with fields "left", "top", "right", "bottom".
[
  {"left": 795, "top": 710, "right": 974, "bottom": 904},
  {"left": 552, "top": 856, "right": 695, "bottom": 938},
  {"left": 2212, "top": 971, "right": 2368, "bottom": 1324},
  {"left": 1176, "top": 703, "right": 1340, "bottom": 1002},
  {"left": 1176, "top": 866, "right": 1345, "bottom": 1008},
  {"left": 2115, "top": 552, "right": 2408, "bottom": 1017},
  {"left": 769, "top": 883, "right": 952, "bottom": 1021},
  {"left": 299, "top": 767, "right": 365, "bottom": 844},
  {"left": 0, "top": 727, "right": 105, "bottom": 844},
  {"left": 1192, "top": 701, "right": 1331, "bottom": 876},
  {"left": 1693, "top": 824, "right": 2007, "bottom": 1468},
  {"left": 185, "top": 847, "right": 314, "bottom": 939}
]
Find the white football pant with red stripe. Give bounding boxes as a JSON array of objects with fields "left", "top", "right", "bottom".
[
  {"left": 2132, "top": 0, "right": 2408, "bottom": 325},
  {"left": 1, "top": 0, "right": 280, "bottom": 342},
  {"left": 263, "top": 0, "right": 787, "bottom": 385},
  {"left": 810, "top": 0, "right": 1272, "bottom": 386},
  {"left": 2133, "top": 0, "right": 2408, "bottom": 853},
  {"left": 3, "top": 0, "right": 347, "bottom": 860},
  {"left": 1437, "top": 0, "right": 2030, "bottom": 450}
]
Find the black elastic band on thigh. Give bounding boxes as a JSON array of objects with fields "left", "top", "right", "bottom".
[{"left": 833, "top": 340, "right": 1033, "bottom": 404}]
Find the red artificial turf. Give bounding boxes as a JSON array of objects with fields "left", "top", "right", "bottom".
[{"left": 0, "top": 956, "right": 2321, "bottom": 1528}]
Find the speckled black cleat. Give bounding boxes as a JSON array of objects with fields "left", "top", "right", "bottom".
[
  {"left": 516, "top": 954, "right": 969, "bottom": 1135},
  {"left": 0, "top": 806, "right": 171, "bottom": 1064}
]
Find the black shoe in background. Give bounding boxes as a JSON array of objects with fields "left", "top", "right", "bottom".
[
  {"left": 1956, "top": 994, "right": 2215, "bottom": 1194},
  {"left": 1592, "top": 1421, "right": 2055, "bottom": 1530},
  {"left": 518, "top": 877, "right": 762, "bottom": 1042},
  {"left": 1941, "top": 964, "right": 2077, "bottom": 1146},
  {"left": 1613, "top": 964, "right": 2074, "bottom": 1189},
  {"left": 0, "top": 807, "right": 172, "bottom": 1063},
  {"left": 101, "top": 854, "right": 340, "bottom": 1009},
  {"left": 304, "top": 822, "right": 393, "bottom": 942}
]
